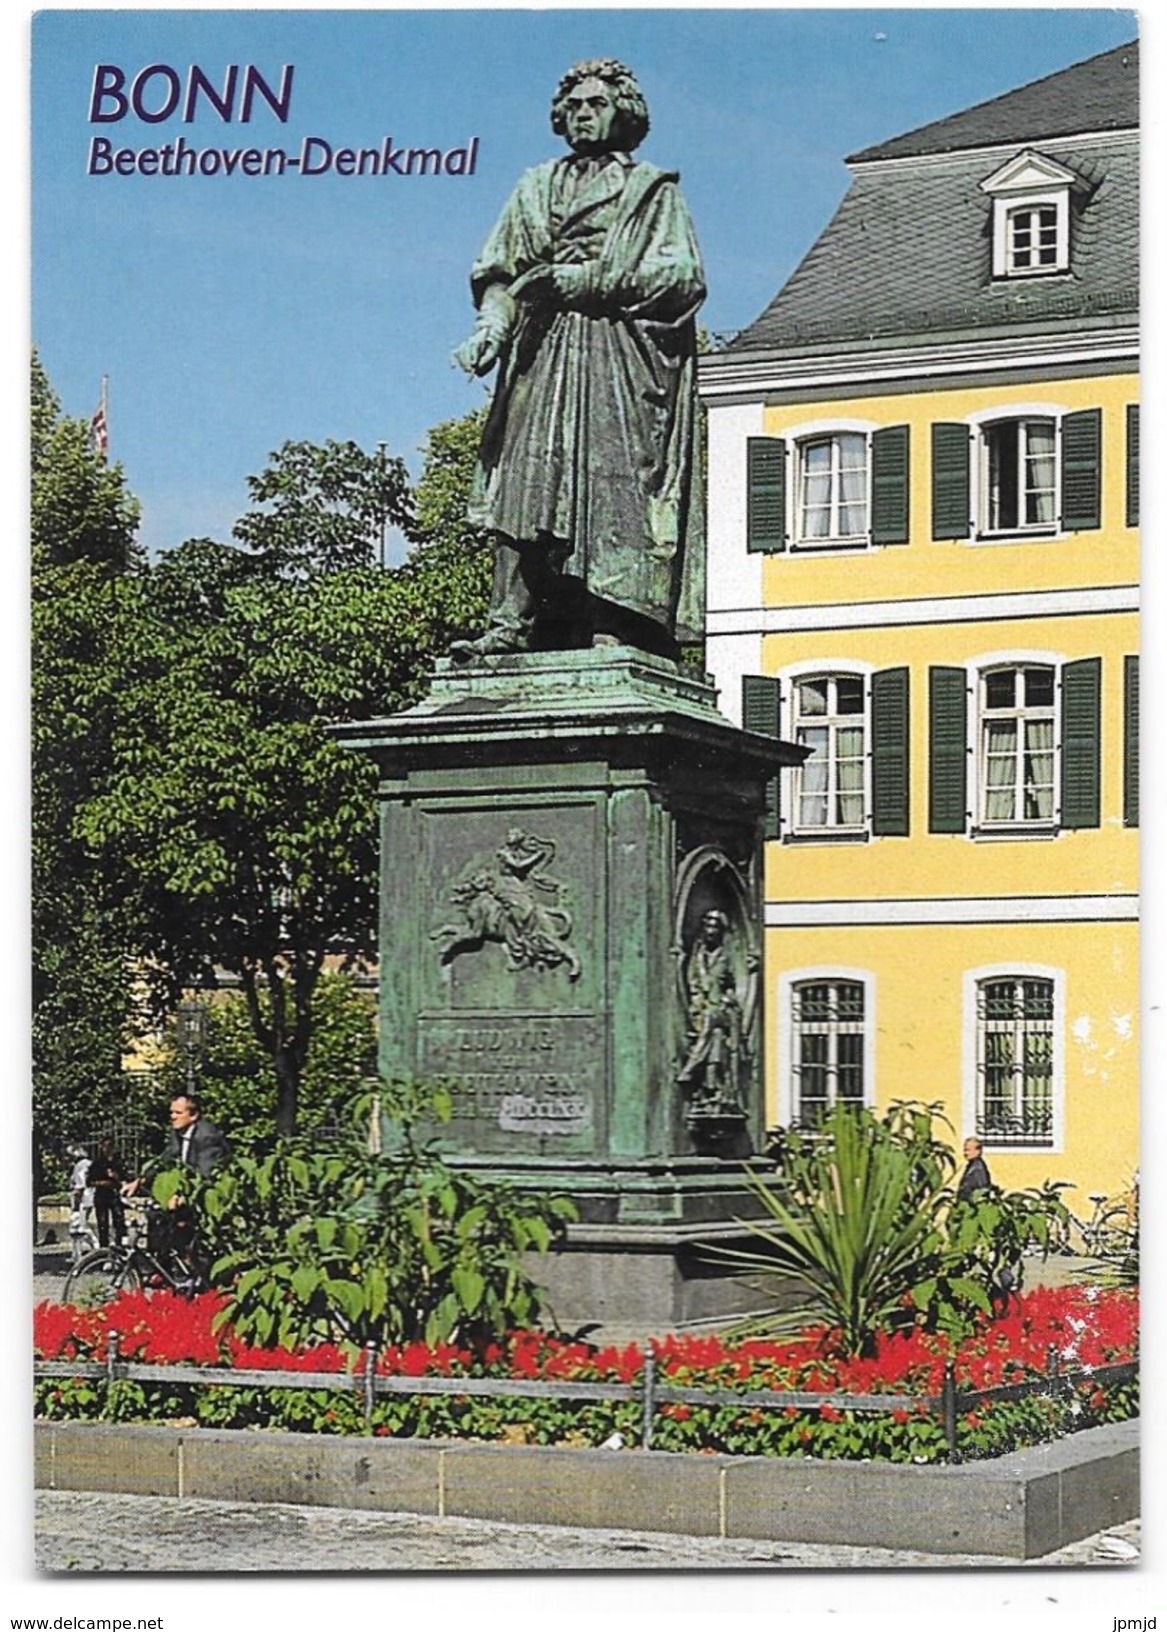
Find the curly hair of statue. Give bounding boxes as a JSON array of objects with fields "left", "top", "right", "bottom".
[{"left": 550, "top": 58, "right": 651, "bottom": 149}]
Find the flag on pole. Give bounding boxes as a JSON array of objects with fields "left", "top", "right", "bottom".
[{"left": 89, "top": 378, "right": 108, "bottom": 458}]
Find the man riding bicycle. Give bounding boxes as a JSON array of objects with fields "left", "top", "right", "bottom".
[{"left": 122, "top": 1094, "right": 231, "bottom": 1281}]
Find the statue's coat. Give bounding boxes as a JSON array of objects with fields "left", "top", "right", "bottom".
[{"left": 467, "top": 153, "right": 707, "bottom": 642}]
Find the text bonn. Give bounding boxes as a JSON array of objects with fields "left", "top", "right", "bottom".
[{"left": 89, "top": 64, "right": 294, "bottom": 124}]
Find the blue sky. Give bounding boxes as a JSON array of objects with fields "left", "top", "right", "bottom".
[{"left": 31, "top": 7, "right": 1139, "bottom": 558}]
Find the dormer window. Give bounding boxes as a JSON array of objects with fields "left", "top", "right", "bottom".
[
  {"left": 1005, "top": 204, "right": 1059, "bottom": 274},
  {"left": 980, "top": 149, "right": 1083, "bottom": 280}
]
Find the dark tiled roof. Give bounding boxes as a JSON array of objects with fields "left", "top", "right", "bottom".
[
  {"left": 729, "top": 41, "right": 1139, "bottom": 358},
  {"left": 849, "top": 40, "right": 1138, "bottom": 163},
  {"left": 731, "top": 141, "right": 1137, "bottom": 354}
]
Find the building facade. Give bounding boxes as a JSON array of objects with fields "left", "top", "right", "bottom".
[{"left": 699, "top": 42, "right": 1139, "bottom": 1198}]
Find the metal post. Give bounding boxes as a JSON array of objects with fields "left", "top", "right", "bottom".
[
  {"left": 363, "top": 1341, "right": 377, "bottom": 1425},
  {"left": 377, "top": 442, "right": 387, "bottom": 569},
  {"left": 941, "top": 1359, "right": 959, "bottom": 1462},
  {"left": 1046, "top": 1344, "right": 1058, "bottom": 1379},
  {"left": 641, "top": 1342, "right": 656, "bottom": 1450},
  {"left": 104, "top": 1331, "right": 120, "bottom": 1418}
]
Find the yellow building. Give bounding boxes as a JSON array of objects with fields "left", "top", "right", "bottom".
[{"left": 699, "top": 42, "right": 1138, "bottom": 1201}]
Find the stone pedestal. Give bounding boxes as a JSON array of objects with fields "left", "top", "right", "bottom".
[{"left": 336, "top": 647, "right": 801, "bottom": 1335}]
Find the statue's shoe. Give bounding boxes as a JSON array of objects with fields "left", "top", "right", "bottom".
[{"left": 449, "top": 627, "right": 530, "bottom": 661}]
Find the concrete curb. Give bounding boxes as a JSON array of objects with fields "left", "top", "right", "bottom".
[{"left": 35, "top": 1417, "right": 1138, "bottom": 1559}]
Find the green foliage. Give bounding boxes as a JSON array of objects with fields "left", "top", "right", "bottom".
[
  {"left": 232, "top": 438, "right": 413, "bottom": 577},
  {"left": 32, "top": 378, "right": 495, "bottom": 1147},
  {"left": 31, "top": 351, "right": 141, "bottom": 576},
  {"left": 34, "top": 1372, "right": 1138, "bottom": 1462},
  {"left": 199, "top": 1085, "right": 576, "bottom": 1351},
  {"left": 75, "top": 422, "right": 493, "bottom": 1135},
  {"left": 730, "top": 1104, "right": 1070, "bottom": 1357},
  {"left": 31, "top": 352, "right": 145, "bottom": 1183},
  {"left": 151, "top": 973, "right": 378, "bottom": 1149},
  {"left": 402, "top": 408, "right": 492, "bottom": 633},
  {"left": 943, "top": 1179, "right": 1074, "bottom": 1306}
]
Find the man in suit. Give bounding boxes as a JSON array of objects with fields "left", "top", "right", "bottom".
[
  {"left": 957, "top": 1136, "right": 993, "bottom": 1203},
  {"left": 166, "top": 1094, "right": 230, "bottom": 1178}
]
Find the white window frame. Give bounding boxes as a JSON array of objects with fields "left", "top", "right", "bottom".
[
  {"left": 1003, "top": 198, "right": 1064, "bottom": 276},
  {"left": 963, "top": 404, "right": 1069, "bottom": 543},
  {"left": 980, "top": 416, "right": 1058, "bottom": 537},
  {"left": 962, "top": 963, "right": 1065, "bottom": 1152},
  {"left": 784, "top": 417, "right": 878, "bottom": 553},
  {"left": 967, "top": 649, "right": 1065, "bottom": 839},
  {"left": 779, "top": 967, "right": 875, "bottom": 1129},
  {"left": 780, "top": 659, "right": 874, "bottom": 841}
]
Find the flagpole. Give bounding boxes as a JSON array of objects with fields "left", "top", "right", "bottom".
[{"left": 90, "top": 375, "right": 109, "bottom": 459}]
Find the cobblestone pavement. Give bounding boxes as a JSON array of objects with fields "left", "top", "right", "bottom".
[{"left": 32, "top": 1492, "right": 1140, "bottom": 1573}]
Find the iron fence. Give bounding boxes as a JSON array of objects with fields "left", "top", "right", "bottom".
[{"left": 34, "top": 1340, "right": 1136, "bottom": 1461}]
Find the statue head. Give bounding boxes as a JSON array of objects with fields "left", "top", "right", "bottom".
[
  {"left": 699, "top": 908, "right": 729, "bottom": 947},
  {"left": 551, "top": 59, "right": 650, "bottom": 154}
]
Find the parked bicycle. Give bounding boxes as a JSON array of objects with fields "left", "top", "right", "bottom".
[
  {"left": 1051, "top": 1185, "right": 1137, "bottom": 1260},
  {"left": 62, "top": 1197, "right": 209, "bottom": 1306}
]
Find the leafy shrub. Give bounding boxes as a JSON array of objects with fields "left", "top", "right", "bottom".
[{"left": 195, "top": 1082, "right": 576, "bottom": 1352}]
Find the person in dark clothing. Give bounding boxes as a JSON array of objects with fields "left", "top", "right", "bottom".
[
  {"left": 957, "top": 1137, "right": 992, "bottom": 1202},
  {"left": 165, "top": 1094, "right": 230, "bottom": 1178},
  {"left": 87, "top": 1137, "right": 126, "bottom": 1247}
]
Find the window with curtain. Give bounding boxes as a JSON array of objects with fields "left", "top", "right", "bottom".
[
  {"left": 793, "top": 674, "right": 866, "bottom": 831},
  {"left": 976, "top": 976, "right": 1055, "bottom": 1146},
  {"left": 791, "top": 979, "right": 866, "bottom": 1126},
  {"left": 979, "top": 665, "right": 1056, "bottom": 826},
  {"left": 981, "top": 417, "right": 1057, "bottom": 533},
  {"left": 796, "top": 433, "right": 868, "bottom": 545}
]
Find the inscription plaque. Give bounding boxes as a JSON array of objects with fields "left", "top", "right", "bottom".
[{"left": 418, "top": 1012, "right": 601, "bottom": 1142}]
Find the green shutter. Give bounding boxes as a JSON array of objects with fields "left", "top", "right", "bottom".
[
  {"left": 1061, "top": 409, "right": 1102, "bottom": 532},
  {"left": 871, "top": 667, "right": 910, "bottom": 835},
  {"left": 871, "top": 426, "right": 910, "bottom": 545},
  {"left": 929, "top": 667, "right": 968, "bottom": 833},
  {"left": 742, "top": 673, "right": 782, "bottom": 839},
  {"left": 931, "top": 423, "right": 971, "bottom": 539},
  {"left": 1124, "top": 654, "right": 1139, "bottom": 828},
  {"left": 1126, "top": 404, "right": 1139, "bottom": 528},
  {"left": 1060, "top": 657, "right": 1101, "bottom": 830},
  {"left": 747, "top": 437, "right": 787, "bottom": 553}
]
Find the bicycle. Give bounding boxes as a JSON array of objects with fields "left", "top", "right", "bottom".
[
  {"left": 1052, "top": 1187, "right": 1136, "bottom": 1260},
  {"left": 62, "top": 1198, "right": 209, "bottom": 1306}
]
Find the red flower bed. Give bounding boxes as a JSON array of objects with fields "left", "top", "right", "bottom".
[{"left": 34, "top": 1283, "right": 1138, "bottom": 1395}]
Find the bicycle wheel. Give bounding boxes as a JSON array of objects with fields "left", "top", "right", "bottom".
[
  {"left": 1088, "top": 1207, "right": 1133, "bottom": 1262},
  {"left": 62, "top": 1250, "right": 142, "bottom": 1307}
]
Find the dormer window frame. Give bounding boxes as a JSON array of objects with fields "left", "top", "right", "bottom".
[
  {"left": 999, "top": 191, "right": 1068, "bottom": 278},
  {"left": 980, "top": 149, "right": 1082, "bottom": 282}
]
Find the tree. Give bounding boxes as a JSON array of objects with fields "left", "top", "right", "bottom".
[
  {"left": 232, "top": 438, "right": 412, "bottom": 577},
  {"left": 79, "top": 428, "right": 491, "bottom": 1137},
  {"left": 152, "top": 972, "right": 379, "bottom": 1149},
  {"left": 31, "top": 352, "right": 144, "bottom": 1191}
]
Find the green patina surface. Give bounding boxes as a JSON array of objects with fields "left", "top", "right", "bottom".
[{"left": 337, "top": 648, "right": 799, "bottom": 1235}]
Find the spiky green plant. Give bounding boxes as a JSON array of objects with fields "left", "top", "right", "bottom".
[{"left": 720, "top": 1102, "right": 969, "bottom": 1356}]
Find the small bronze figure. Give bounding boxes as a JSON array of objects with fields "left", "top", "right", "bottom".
[{"left": 677, "top": 908, "right": 745, "bottom": 1108}]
